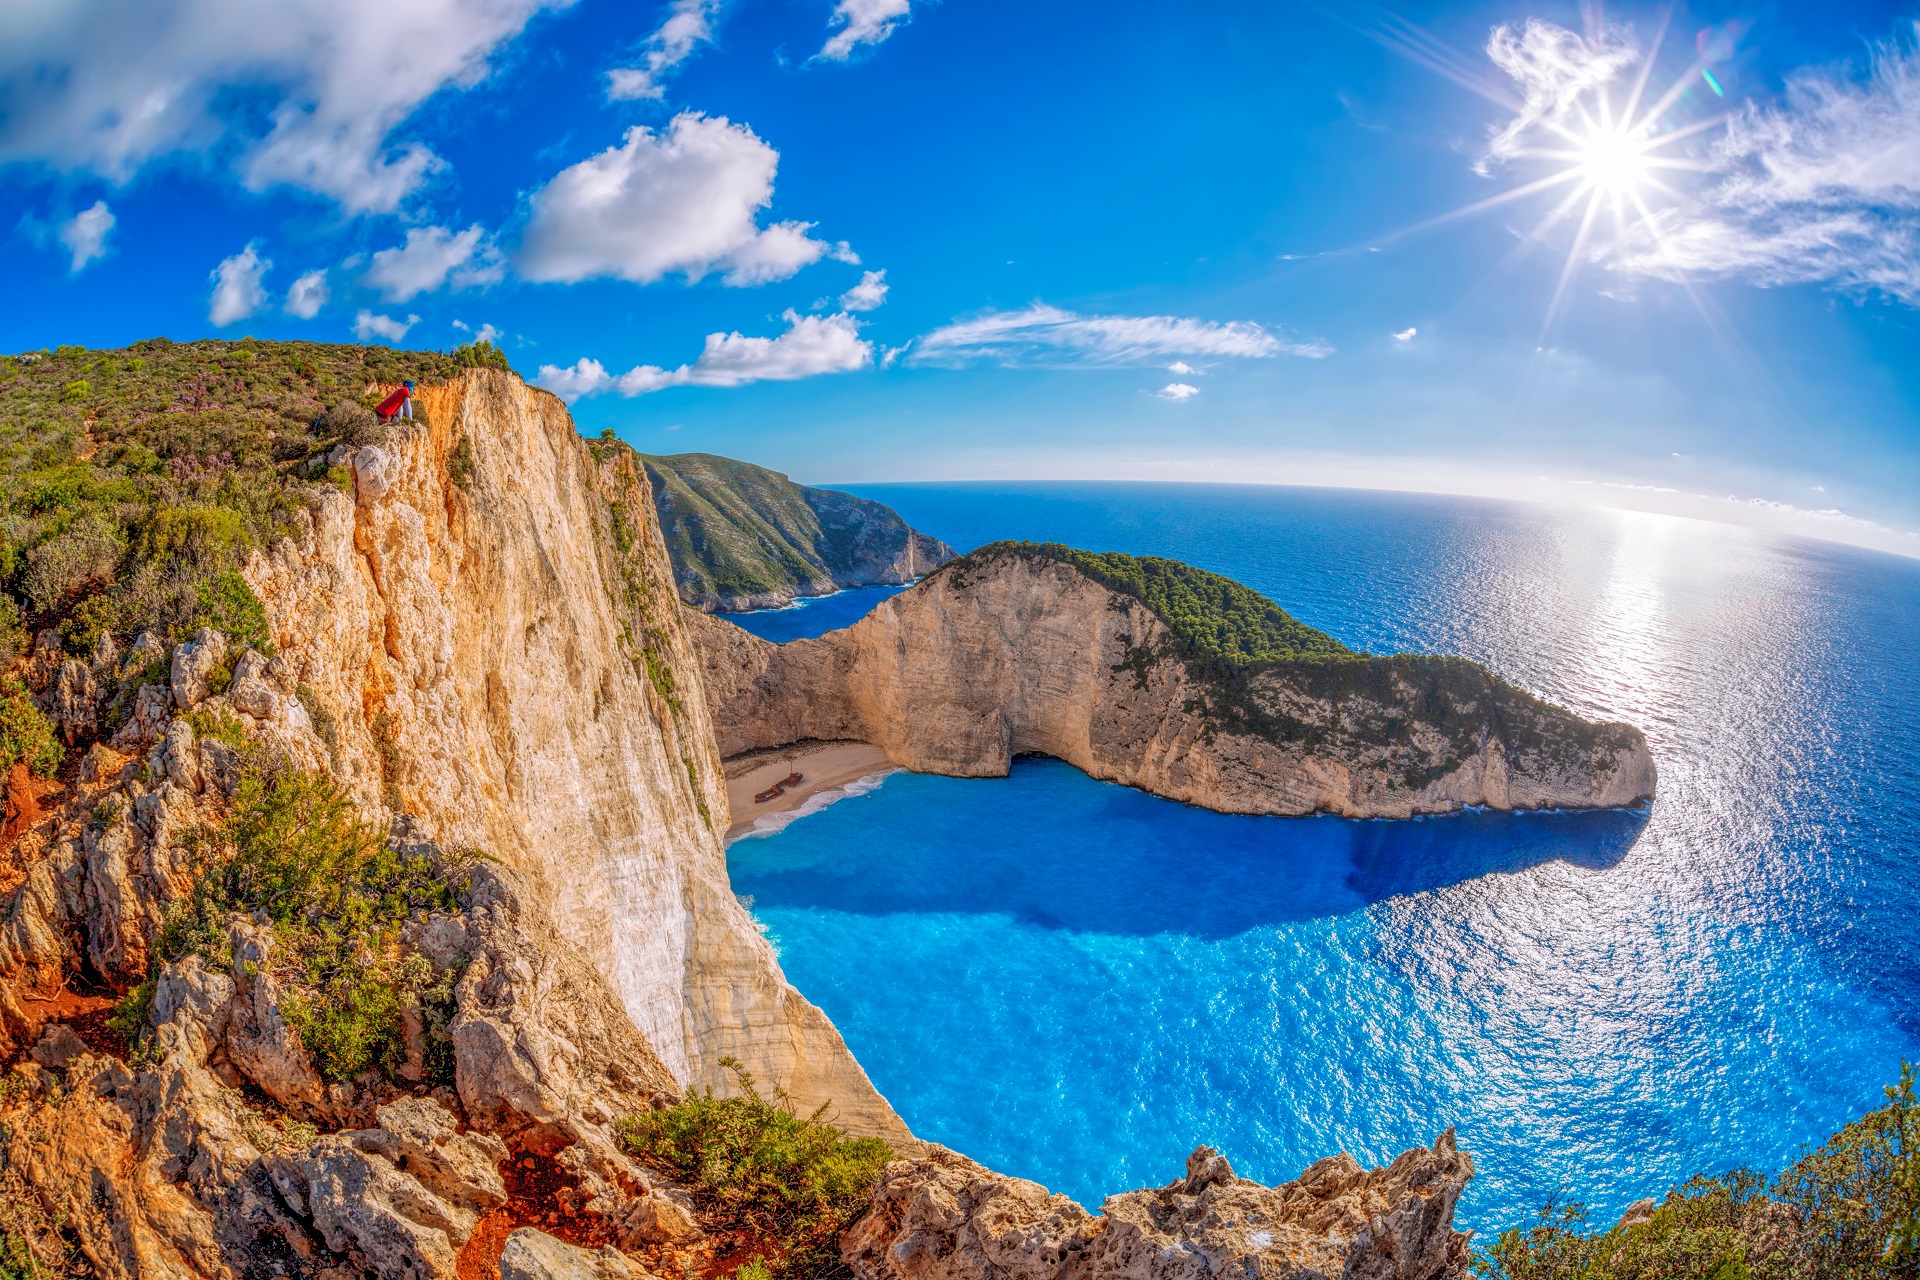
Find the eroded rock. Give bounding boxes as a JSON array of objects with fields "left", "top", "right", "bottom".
[
  {"left": 842, "top": 1135, "right": 1475, "bottom": 1280},
  {"left": 499, "top": 1228, "right": 646, "bottom": 1280}
]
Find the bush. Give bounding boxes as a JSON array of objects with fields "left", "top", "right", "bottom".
[
  {"left": 22, "top": 510, "right": 125, "bottom": 611},
  {"left": 619, "top": 1059, "right": 890, "bottom": 1279},
  {"left": 318, "top": 400, "right": 383, "bottom": 447},
  {"left": 1476, "top": 1063, "right": 1920, "bottom": 1280},
  {"left": 167, "top": 762, "right": 456, "bottom": 1080},
  {"left": 0, "top": 677, "right": 63, "bottom": 776},
  {"left": 451, "top": 340, "right": 511, "bottom": 372}
]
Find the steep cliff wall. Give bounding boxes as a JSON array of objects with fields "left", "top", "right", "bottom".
[
  {"left": 242, "top": 370, "right": 905, "bottom": 1139},
  {"left": 689, "top": 549, "right": 1656, "bottom": 818},
  {"left": 642, "top": 452, "right": 954, "bottom": 612}
]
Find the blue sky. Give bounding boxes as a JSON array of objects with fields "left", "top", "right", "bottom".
[{"left": 4, "top": 0, "right": 1918, "bottom": 555}]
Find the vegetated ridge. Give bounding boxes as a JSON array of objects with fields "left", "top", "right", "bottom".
[
  {"left": 690, "top": 540, "right": 1658, "bottom": 818},
  {"left": 640, "top": 451, "right": 954, "bottom": 612}
]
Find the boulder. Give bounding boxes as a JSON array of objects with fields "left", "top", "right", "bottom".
[
  {"left": 498, "top": 1229, "right": 645, "bottom": 1280},
  {"left": 354, "top": 445, "right": 399, "bottom": 504},
  {"left": 51, "top": 658, "right": 100, "bottom": 744},
  {"left": 170, "top": 629, "right": 229, "bottom": 711}
]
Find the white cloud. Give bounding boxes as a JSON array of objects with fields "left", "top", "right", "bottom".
[
  {"left": 57, "top": 200, "right": 115, "bottom": 272},
  {"left": 1157, "top": 383, "right": 1200, "bottom": 401},
  {"left": 1607, "top": 22, "right": 1920, "bottom": 304},
  {"left": 364, "top": 224, "right": 503, "bottom": 301},
  {"left": 285, "top": 268, "right": 330, "bottom": 319},
  {"left": 0, "top": 0, "right": 570, "bottom": 215},
  {"left": 608, "top": 0, "right": 720, "bottom": 100},
  {"left": 910, "top": 303, "right": 1331, "bottom": 367},
  {"left": 1393, "top": 327, "right": 1418, "bottom": 341},
  {"left": 819, "top": 0, "right": 912, "bottom": 60},
  {"left": 1167, "top": 361, "right": 1196, "bottom": 374},
  {"left": 1481, "top": 18, "right": 1636, "bottom": 168},
  {"left": 454, "top": 320, "right": 505, "bottom": 344},
  {"left": 354, "top": 310, "right": 420, "bottom": 342},
  {"left": 840, "top": 269, "right": 888, "bottom": 311},
  {"left": 209, "top": 241, "right": 269, "bottom": 326},
  {"left": 536, "top": 309, "right": 871, "bottom": 402},
  {"left": 518, "top": 114, "right": 830, "bottom": 287}
]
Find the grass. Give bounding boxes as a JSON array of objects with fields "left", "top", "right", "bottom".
[
  {"left": 155, "top": 759, "right": 458, "bottom": 1081},
  {"left": 0, "top": 336, "right": 510, "bottom": 661},
  {"left": 619, "top": 1058, "right": 890, "bottom": 1279},
  {"left": 1477, "top": 1064, "right": 1920, "bottom": 1280}
]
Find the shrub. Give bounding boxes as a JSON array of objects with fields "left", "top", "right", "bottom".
[
  {"left": 451, "top": 340, "right": 511, "bottom": 372},
  {"left": 319, "top": 400, "right": 383, "bottom": 447},
  {"left": 23, "top": 510, "right": 125, "bottom": 611},
  {"left": 1475, "top": 1063, "right": 1920, "bottom": 1280},
  {"left": 619, "top": 1058, "right": 890, "bottom": 1279},
  {"left": 59, "top": 379, "right": 90, "bottom": 402},
  {"left": 0, "top": 677, "right": 63, "bottom": 776},
  {"left": 192, "top": 569, "right": 271, "bottom": 654},
  {"left": 167, "top": 763, "right": 456, "bottom": 1081}
]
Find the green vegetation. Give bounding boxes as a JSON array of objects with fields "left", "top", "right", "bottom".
[
  {"left": 961, "top": 541, "right": 1352, "bottom": 664},
  {"left": 0, "top": 675, "right": 62, "bottom": 776},
  {"left": 158, "top": 759, "right": 458, "bottom": 1080},
  {"left": 619, "top": 1058, "right": 890, "bottom": 1279},
  {"left": 639, "top": 452, "right": 952, "bottom": 611},
  {"left": 943, "top": 542, "right": 1636, "bottom": 773},
  {"left": 1478, "top": 1064, "right": 1920, "bottom": 1280},
  {"left": 0, "top": 338, "right": 497, "bottom": 660}
]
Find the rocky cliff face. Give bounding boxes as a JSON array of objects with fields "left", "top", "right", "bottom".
[
  {"left": 642, "top": 452, "right": 954, "bottom": 612},
  {"left": 842, "top": 1135, "right": 1474, "bottom": 1280},
  {"left": 689, "top": 550, "right": 1655, "bottom": 818},
  {"left": 238, "top": 371, "right": 903, "bottom": 1139}
]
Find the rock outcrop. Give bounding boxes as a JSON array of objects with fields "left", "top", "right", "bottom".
[
  {"left": 240, "top": 370, "right": 904, "bottom": 1138},
  {"left": 690, "top": 548, "right": 1655, "bottom": 819},
  {"left": 842, "top": 1136, "right": 1474, "bottom": 1280}
]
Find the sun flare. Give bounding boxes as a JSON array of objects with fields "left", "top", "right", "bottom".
[{"left": 1573, "top": 126, "right": 1655, "bottom": 197}]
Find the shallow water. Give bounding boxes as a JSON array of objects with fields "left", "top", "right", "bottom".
[{"left": 723, "top": 483, "right": 1920, "bottom": 1231}]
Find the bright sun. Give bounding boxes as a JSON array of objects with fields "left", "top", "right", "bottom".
[{"left": 1573, "top": 127, "right": 1654, "bottom": 197}]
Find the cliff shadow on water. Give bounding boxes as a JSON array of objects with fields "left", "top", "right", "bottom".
[{"left": 728, "top": 755, "right": 1650, "bottom": 940}]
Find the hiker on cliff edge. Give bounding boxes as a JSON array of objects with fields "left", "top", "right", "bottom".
[{"left": 375, "top": 379, "right": 414, "bottom": 423}]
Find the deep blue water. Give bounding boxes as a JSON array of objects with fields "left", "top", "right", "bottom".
[
  {"left": 722, "top": 482, "right": 1920, "bottom": 1233},
  {"left": 726, "top": 584, "right": 907, "bottom": 643}
]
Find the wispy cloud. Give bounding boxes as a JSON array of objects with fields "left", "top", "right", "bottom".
[
  {"left": 354, "top": 310, "right": 419, "bottom": 342},
  {"left": 537, "top": 310, "right": 871, "bottom": 401},
  {"left": 208, "top": 241, "right": 269, "bottom": 326},
  {"left": 608, "top": 0, "right": 721, "bottom": 101},
  {"left": 818, "top": 0, "right": 911, "bottom": 61},
  {"left": 1607, "top": 19, "right": 1920, "bottom": 304},
  {"left": 1156, "top": 382, "right": 1200, "bottom": 400},
  {"left": 1392, "top": 327, "right": 1417, "bottom": 341},
  {"left": 1481, "top": 18, "right": 1636, "bottom": 170},
  {"left": 840, "top": 268, "right": 888, "bottom": 311},
  {"left": 454, "top": 319, "right": 504, "bottom": 344},
  {"left": 57, "top": 200, "right": 114, "bottom": 273},
  {"left": 0, "top": 0, "right": 568, "bottom": 216},
  {"left": 909, "top": 303, "right": 1330, "bottom": 367}
]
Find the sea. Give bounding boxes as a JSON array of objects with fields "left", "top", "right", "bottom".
[{"left": 721, "top": 482, "right": 1920, "bottom": 1235}]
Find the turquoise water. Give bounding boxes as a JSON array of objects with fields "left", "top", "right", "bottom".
[{"left": 723, "top": 483, "right": 1920, "bottom": 1231}]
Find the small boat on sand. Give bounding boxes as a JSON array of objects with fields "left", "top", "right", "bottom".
[
  {"left": 782, "top": 772, "right": 804, "bottom": 788},
  {"left": 753, "top": 785, "right": 784, "bottom": 804}
]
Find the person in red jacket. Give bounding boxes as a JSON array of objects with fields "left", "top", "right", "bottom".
[{"left": 375, "top": 380, "right": 414, "bottom": 423}]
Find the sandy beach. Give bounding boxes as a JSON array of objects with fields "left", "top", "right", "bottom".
[{"left": 723, "top": 739, "right": 895, "bottom": 841}]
